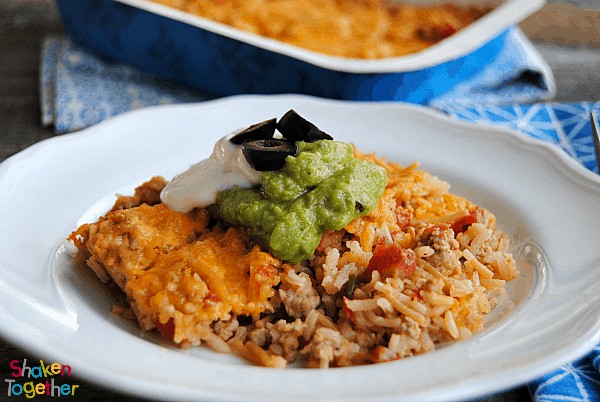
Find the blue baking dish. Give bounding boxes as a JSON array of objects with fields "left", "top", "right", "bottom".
[{"left": 55, "top": 0, "right": 545, "bottom": 103}]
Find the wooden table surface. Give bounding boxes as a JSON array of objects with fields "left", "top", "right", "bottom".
[{"left": 1, "top": 1, "right": 598, "bottom": 401}]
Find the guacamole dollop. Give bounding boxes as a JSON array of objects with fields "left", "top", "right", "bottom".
[{"left": 216, "top": 140, "right": 387, "bottom": 263}]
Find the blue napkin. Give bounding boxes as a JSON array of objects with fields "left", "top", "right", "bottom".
[
  {"left": 40, "top": 36, "right": 209, "bottom": 132},
  {"left": 529, "top": 345, "right": 600, "bottom": 402},
  {"left": 430, "top": 26, "right": 556, "bottom": 108},
  {"left": 39, "top": 29, "right": 600, "bottom": 402},
  {"left": 440, "top": 102, "right": 600, "bottom": 174}
]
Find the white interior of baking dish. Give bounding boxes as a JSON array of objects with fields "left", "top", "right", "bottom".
[{"left": 115, "top": 0, "right": 545, "bottom": 73}]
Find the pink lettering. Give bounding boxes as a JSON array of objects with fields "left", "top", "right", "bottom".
[
  {"left": 9, "top": 359, "right": 21, "bottom": 378},
  {"left": 61, "top": 364, "right": 72, "bottom": 377}
]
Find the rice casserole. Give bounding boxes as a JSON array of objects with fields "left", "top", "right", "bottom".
[{"left": 69, "top": 139, "right": 518, "bottom": 368}]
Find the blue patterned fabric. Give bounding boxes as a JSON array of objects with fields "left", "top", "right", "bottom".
[
  {"left": 529, "top": 354, "right": 600, "bottom": 402},
  {"left": 40, "top": 36, "right": 209, "bottom": 133},
  {"left": 39, "top": 29, "right": 600, "bottom": 402},
  {"left": 440, "top": 102, "right": 600, "bottom": 173}
]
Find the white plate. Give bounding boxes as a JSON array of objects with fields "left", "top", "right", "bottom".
[{"left": 1, "top": 95, "right": 599, "bottom": 401}]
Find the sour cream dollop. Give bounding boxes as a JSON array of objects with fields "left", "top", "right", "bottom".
[{"left": 160, "top": 135, "right": 261, "bottom": 212}]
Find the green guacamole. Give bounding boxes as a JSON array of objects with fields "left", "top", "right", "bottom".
[{"left": 216, "top": 140, "right": 387, "bottom": 263}]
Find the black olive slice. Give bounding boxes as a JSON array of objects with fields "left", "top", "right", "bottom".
[
  {"left": 277, "top": 109, "right": 333, "bottom": 142},
  {"left": 229, "top": 118, "right": 277, "bottom": 144},
  {"left": 242, "top": 139, "right": 297, "bottom": 171}
]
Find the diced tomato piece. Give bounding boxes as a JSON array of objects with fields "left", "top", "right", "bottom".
[
  {"left": 408, "top": 289, "right": 423, "bottom": 301},
  {"left": 422, "top": 224, "right": 449, "bottom": 237},
  {"left": 316, "top": 230, "right": 339, "bottom": 252},
  {"left": 372, "top": 345, "right": 386, "bottom": 360},
  {"left": 437, "top": 23, "right": 457, "bottom": 39},
  {"left": 316, "top": 232, "right": 330, "bottom": 252},
  {"left": 342, "top": 296, "right": 354, "bottom": 321},
  {"left": 155, "top": 318, "right": 175, "bottom": 340},
  {"left": 396, "top": 208, "right": 411, "bottom": 231},
  {"left": 367, "top": 244, "right": 416, "bottom": 278},
  {"left": 204, "top": 291, "right": 221, "bottom": 303},
  {"left": 451, "top": 210, "right": 478, "bottom": 234},
  {"left": 418, "top": 22, "right": 458, "bottom": 42}
]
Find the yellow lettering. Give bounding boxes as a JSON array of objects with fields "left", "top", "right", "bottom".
[
  {"left": 36, "top": 383, "right": 46, "bottom": 395},
  {"left": 51, "top": 363, "right": 61, "bottom": 375},
  {"left": 71, "top": 384, "right": 79, "bottom": 395},
  {"left": 23, "top": 382, "right": 35, "bottom": 399}
]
